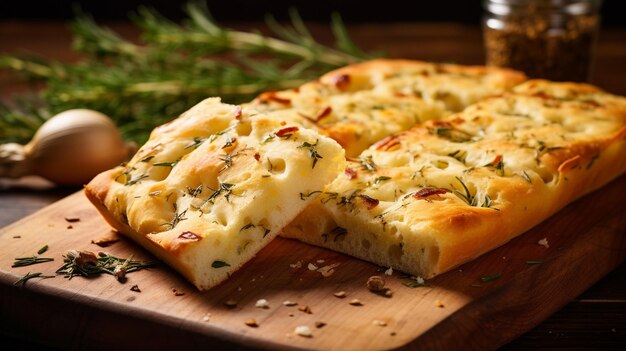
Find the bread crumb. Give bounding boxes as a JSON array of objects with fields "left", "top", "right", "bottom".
[
  {"left": 298, "top": 305, "right": 313, "bottom": 314},
  {"left": 172, "top": 288, "right": 184, "bottom": 296},
  {"left": 315, "top": 321, "right": 326, "bottom": 328},
  {"left": 317, "top": 263, "right": 340, "bottom": 277},
  {"left": 333, "top": 291, "right": 347, "bottom": 298},
  {"left": 245, "top": 319, "right": 258, "bottom": 327},
  {"left": 288, "top": 313, "right": 294, "bottom": 317},
  {"left": 290, "top": 261, "right": 302, "bottom": 268},
  {"left": 283, "top": 300, "right": 298, "bottom": 306},
  {"left": 435, "top": 299, "right": 444, "bottom": 308},
  {"left": 538, "top": 238, "right": 549, "bottom": 248},
  {"left": 202, "top": 313, "right": 211, "bottom": 322},
  {"left": 255, "top": 299, "right": 270, "bottom": 309},
  {"left": 349, "top": 299, "right": 363, "bottom": 306},
  {"left": 295, "top": 325, "right": 312, "bottom": 337},
  {"left": 366, "top": 276, "right": 386, "bottom": 292},
  {"left": 373, "top": 320, "right": 387, "bottom": 327},
  {"left": 308, "top": 263, "right": 318, "bottom": 271},
  {"left": 390, "top": 331, "right": 397, "bottom": 336},
  {"left": 384, "top": 267, "right": 393, "bottom": 276}
]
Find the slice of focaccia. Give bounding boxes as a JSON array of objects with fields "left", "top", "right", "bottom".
[
  {"left": 281, "top": 80, "right": 626, "bottom": 278},
  {"left": 86, "top": 98, "right": 345, "bottom": 290},
  {"left": 246, "top": 59, "right": 526, "bottom": 156}
]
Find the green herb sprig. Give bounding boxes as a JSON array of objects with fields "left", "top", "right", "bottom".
[
  {"left": 56, "top": 250, "right": 156, "bottom": 280},
  {"left": 12, "top": 245, "right": 54, "bottom": 267},
  {"left": 0, "top": 1, "right": 371, "bottom": 145}
]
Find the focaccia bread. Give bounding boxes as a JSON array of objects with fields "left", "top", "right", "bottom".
[
  {"left": 281, "top": 80, "right": 626, "bottom": 278},
  {"left": 85, "top": 98, "right": 345, "bottom": 290},
  {"left": 245, "top": 59, "right": 526, "bottom": 156}
]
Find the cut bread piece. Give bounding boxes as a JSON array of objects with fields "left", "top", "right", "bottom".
[
  {"left": 245, "top": 59, "right": 527, "bottom": 156},
  {"left": 281, "top": 80, "right": 626, "bottom": 278},
  {"left": 85, "top": 98, "right": 345, "bottom": 290}
]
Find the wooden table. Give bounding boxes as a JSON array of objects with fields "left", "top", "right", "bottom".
[{"left": 1, "top": 21, "right": 625, "bottom": 350}]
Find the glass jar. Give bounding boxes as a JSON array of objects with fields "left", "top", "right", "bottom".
[{"left": 483, "top": 0, "right": 602, "bottom": 82}]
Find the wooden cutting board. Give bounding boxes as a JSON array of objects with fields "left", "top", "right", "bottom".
[{"left": 1, "top": 175, "right": 625, "bottom": 350}]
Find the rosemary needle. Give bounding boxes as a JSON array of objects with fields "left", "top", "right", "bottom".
[
  {"left": 14, "top": 272, "right": 55, "bottom": 286},
  {"left": 12, "top": 245, "right": 55, "bottom": 267}
]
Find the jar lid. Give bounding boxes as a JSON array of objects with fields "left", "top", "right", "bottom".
[{"left": 484, "top": 0, "right": 602, "bottom": 16}]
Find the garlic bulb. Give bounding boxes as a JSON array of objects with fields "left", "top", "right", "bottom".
[{"left": 0, "top": 109, "right": 135, "bottom": 186}]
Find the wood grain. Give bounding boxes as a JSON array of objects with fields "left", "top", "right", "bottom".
[{"left": 0, "top": 174, "right": 624, "bottom": 350}]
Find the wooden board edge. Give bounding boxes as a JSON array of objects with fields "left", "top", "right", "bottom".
[{"left": 399, "top": 207, "right": 626, "bottom": 351}]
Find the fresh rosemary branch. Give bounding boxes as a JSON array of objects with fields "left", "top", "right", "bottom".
[
  {"left": 0, "top": 1, "right": 371, "bottom": 144},
  {"left": 56, "top": 250, "right": 156, "bottom": 281}
]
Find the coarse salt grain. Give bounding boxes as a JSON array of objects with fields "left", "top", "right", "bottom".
[
  {"left": 308, "top": 263, "right": 318, "bottom": 271},
  {"left": 416, "top": 276, "right": 425, "bottom": 284},
  {"left": 538, "top": 238, "right": 549, "bottom": 248},
  {"left": 290, "top": 261, "right": 302, "bottom": 268},
  {"left": 295, "top": 325, "right": 312, "bottom": 337},
  {"left": 283, "top": 300, "right": 298, "bottom": 306},
  {"left": 384, "top": 267, "right": 393, "bottom": 276},
  {"left": 255, "top": 299, "right": 270, "bottom": 309}
]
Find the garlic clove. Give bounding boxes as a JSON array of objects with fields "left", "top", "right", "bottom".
[{"left": 23, "top": 109, "right": 133, "bottom": 186}]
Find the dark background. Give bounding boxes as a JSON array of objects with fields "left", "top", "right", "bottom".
[{"left": 0, "top": 0, "right": 624, "bottom": 26}]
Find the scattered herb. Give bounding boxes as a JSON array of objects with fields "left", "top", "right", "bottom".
[
  {"left": 300, "top": 190, "right": 322, "bottom": 200},
  {"left": 186, "top": 184, "right": 203, "bottom": 197},
  {"left": 161, "top": 209, "right": 188, "bottom": 230},
  {"left": 297, "top": 139, "right": 323, "bottom": 168},
  {"left": 12, "top": 245, "right": 54, "bottom": 267},
  {"left": 125, "top": 173, "right": 149, "bottom": 186},
  {"left": 185, "top": 137, "right": 205, "bottom": 150},
  {"left": 359, "top": 155, "right": 377, "bottom": 172},
  {"left": 374, "top": 176, "right": 391, "bottom": 185},
  {"left": 140, "top": 155, "right": 155, "bottom": 163},
  {"left": 240, "top": 223, "right": 256, "bottom": 232},
  {"left": 56, "top": 250, "right": 155, "bottom": 280},
  {"left": 521, "top": 170, "right": 532, "bottom": 183},
  {"left": 206, "top": 182, "right": 235, "bottom": 204},
  {"left": 153, "top": 160, "right": 179, "bottom": 167},
  {"left": 211, "top": 260, "right": 230, "bottom": 268},
  {"left": 480, "top": 274, "right": 501, "bottom": 282},
  {"left": 130, "top": 284, "right": 141, "bottom": 292},
  {"left": 526, "top": 260, "right": 544, "bottom": 265},
  {"left": 14, "top": 272, "right": 54, "bottom": 286}
]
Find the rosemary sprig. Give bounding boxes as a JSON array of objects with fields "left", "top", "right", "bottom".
[
  {"left": 14, "top": 272, "right": 55, "bottom": 286},
  {"left": 12, "top": 245, "right": 55, "bottom": 267},
  {"left": 0, "top": 1, "right": 371, "bottom": 145},
  {"left": 56, "top": 250, "right": 156, "bottom": 280}
]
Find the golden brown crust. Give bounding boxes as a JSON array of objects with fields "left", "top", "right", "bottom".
[
  {"left": 282, "top": 79, "right": 626, "bottom": 278},
  {"left": 246, "top": 59, "right": 527, "bottom": 157}
]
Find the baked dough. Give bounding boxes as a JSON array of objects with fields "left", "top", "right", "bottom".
[
  {"left": 281, "top": 80, "right": 626, "bottom": 278},
  {"left": 85, "top": 98, "right": 345, "bottom": 290},
  {"left": 245, "top": 59, "right": 526, "bottom": 156}
]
